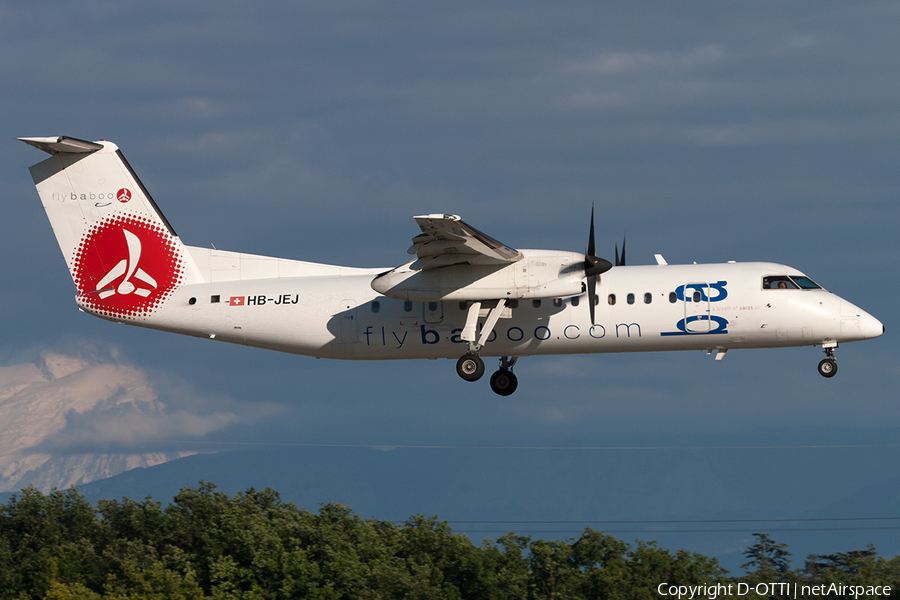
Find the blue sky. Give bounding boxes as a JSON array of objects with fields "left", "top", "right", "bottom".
[{"left": 2, "top": 0, "right": 899, "bottom": 566}]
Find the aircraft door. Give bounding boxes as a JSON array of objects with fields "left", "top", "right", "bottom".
[
  {"left": 339, "top": 299, "right": 357, "bottom": 343},
  {"left": 526, "top": 257, "right": 545, "bottom": 289},
  {"left": 682, "top": 283, "right": 711, "bottom": 333},
  {"left": 423, "top": 300, "right": 443, "bottom": 324}
]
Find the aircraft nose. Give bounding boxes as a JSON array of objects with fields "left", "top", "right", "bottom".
[{"left": 861, "top": 312, "right": 884, "bottom": 340}]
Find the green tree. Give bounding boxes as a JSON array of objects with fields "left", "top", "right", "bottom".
[
  {"left": 479, "top": 533, "right": 530, "bottom": 600},
  {"left": 741, "top": 533, "right": 791, "bottom": 579},
  {"left": 9, "top": 483, "right": 900, "bottom": 600},
  {"left": 801, "top": 546, "right": 900, "bottom": 591},
  {"left": 0, "top": 486, "right": 108, "bottom": 599}
]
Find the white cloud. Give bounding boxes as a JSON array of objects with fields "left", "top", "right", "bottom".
[
  {"left": 682, "top": 115, "right": 900, "bottom": 147},
  {"left": 0, "top": 350, "right": 273, "bottom": 492},
  {"left": 568, "top": 45, "right": 725, "bottom": 76}
]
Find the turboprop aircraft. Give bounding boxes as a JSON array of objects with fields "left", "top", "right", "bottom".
[{"left": 21, "top": 136, "right": 884, "bottom": 395}]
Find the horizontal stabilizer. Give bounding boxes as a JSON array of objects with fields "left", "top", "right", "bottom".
[{"left": 18, "top": 136, "right": 103, "bottom": 155}]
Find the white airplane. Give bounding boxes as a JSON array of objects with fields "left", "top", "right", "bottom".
[{"left": 21, "top": 136, "right": 884, "bottom": 395}]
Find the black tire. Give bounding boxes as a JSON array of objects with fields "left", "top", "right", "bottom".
[
  {"left": 457, "top": 354, "right": 485, "bottom": 382},
  {"left": 818, "top": 358, "right": 838, "bottom": 378},
  {"left": 489, "top": 369, "right": 518, "bottom": 396}
]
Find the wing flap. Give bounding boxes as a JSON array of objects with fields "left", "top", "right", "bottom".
[{"left": 409, "top": 214, "right": 521, "bottom": 270}]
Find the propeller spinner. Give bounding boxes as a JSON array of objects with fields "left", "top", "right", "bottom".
[{"left": 584, "top": 206, "right": 613, "bottom": 324}]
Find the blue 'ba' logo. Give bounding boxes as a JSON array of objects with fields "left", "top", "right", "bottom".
[{"left": 661, "top": 281, "right": 729, "bottom": 336}]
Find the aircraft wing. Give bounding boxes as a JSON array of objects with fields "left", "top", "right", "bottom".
[{"left": 407, "top": 214, "right": 522, "bottom": 270}]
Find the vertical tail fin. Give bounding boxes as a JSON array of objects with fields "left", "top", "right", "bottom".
[{"left": 21, "top": 136, "right": 203, "bottom": 320}]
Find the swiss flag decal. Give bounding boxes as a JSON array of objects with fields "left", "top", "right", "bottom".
[{"left": 229, "top": 296, "right": 245, "bottom": 306}]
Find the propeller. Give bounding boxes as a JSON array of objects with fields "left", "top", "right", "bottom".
[{"left": 584, "top": 206, "right": 613, "bottom": 324}]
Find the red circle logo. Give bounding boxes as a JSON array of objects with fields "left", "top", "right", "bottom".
[
  {"left": 117, "top": 188, "right": 132, "bottom": 203},
  {"left": 72, "top": 215, "right": 184, "bottom": 320}
]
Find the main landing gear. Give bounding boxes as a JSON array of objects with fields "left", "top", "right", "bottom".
[
  {"left": 456, "top": 353, "right": 485, "bottom": 382},
  {"left": 457, "top": 353, "right": 519, "bottom": 396},
  {"left": 489, "top": 357, "right": 518, "bottom": 396},
  {"left": 454, "top": 299, "right": 520, "bottom": 395},
  {"left": 817, "top": 343, "right": 838, "bottom": 378}
]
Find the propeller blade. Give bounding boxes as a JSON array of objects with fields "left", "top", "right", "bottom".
[
  {"left": 584, "top": 207, "right": 611, "bottom": 276},
  {"left": 588, "top": 205, "right": 596, "bottom": 258},
  {"left": 614, "top": 235, "right": 626, "bottom": 267},
  {"left": 584, "top": 205, "right": 611, "bottom": 324},
  {"left": 587, "top": 274, "right": 596, "bottom": 324}
]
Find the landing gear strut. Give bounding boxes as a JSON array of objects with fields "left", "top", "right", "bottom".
[
  {"left": 817, "top": 344, "right": 838, "bottom": 378},
  {"left": 489, "top": 357, "right": 518, "bottom": 396}
]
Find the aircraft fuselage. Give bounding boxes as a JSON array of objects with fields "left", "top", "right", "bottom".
[{"left": 115, "top": 256, "right": 881, "bottom": 361}]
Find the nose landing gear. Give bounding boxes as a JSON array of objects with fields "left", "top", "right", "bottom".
[
  {"left": 818, "top": 358, "right": 837, "bottom": 377},
  {"left": 817, "top": 343, "right": 838, "bottom": 378}
]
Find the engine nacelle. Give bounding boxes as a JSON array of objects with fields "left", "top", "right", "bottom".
[{"left": 371, "top": 250, "right": 585, "bottom": 301}]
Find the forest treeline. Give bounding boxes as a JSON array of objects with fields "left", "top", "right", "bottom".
[{"left": 0, "top": 482, "right": 898, "bottom": 599}]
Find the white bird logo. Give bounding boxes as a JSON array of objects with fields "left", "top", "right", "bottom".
[{"left": 94, "top": 228, "right": 158, "bottom": 299}]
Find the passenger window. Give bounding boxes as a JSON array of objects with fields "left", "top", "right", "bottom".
[
  {"left": 210, "top": 295, "right": 220, "bottom": 303},
  {"left": 669, "top": 292, "right": 677, "bottom": 303},
  {"left": 594, "top": 295, "right": 600, "bottom": 306},
  {"left": 692, "top": 291, "right": 701, "bottom": 302},
  {"left": 553, "top": 298, "right": 563, "bottom": 308},
  {"left": 371, "top": 301, "right": 380, "bottom": 313},
  {"left": 459, "top": 302, "right": 467, "bottom": 311},
  {"left": 428, "top": 302, "right": 438, "bottom": 311},
  {"left": 508, "top": 299, "right": 519, "bottom": 309},
  {"left": 405, "top": 301, "right": 414, "bottom": 312},
  {"left": 608, "top": 294, "right": 616, "bottom": 306},
  {"left": 627, "top": 293, "right": 635, "bottom": 305},
  {"left": 571, "top": 296, "right": 580, "bottom": 307},
  {"left": 644, "top": 293, "right": 652, "bottom": 304},
  {"left": 532, "top": 299, "right": 542, "bottom": 308}
]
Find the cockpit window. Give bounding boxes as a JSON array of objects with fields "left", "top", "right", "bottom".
[
  {"left": 791, "top": 276, "right": 822, "bottom": 289},
  {"left": 764, "top": 276, "right": 797, "bottom": 290},
  {"left": 763, "top": 275, "right": 823, "bottom": 290}
]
